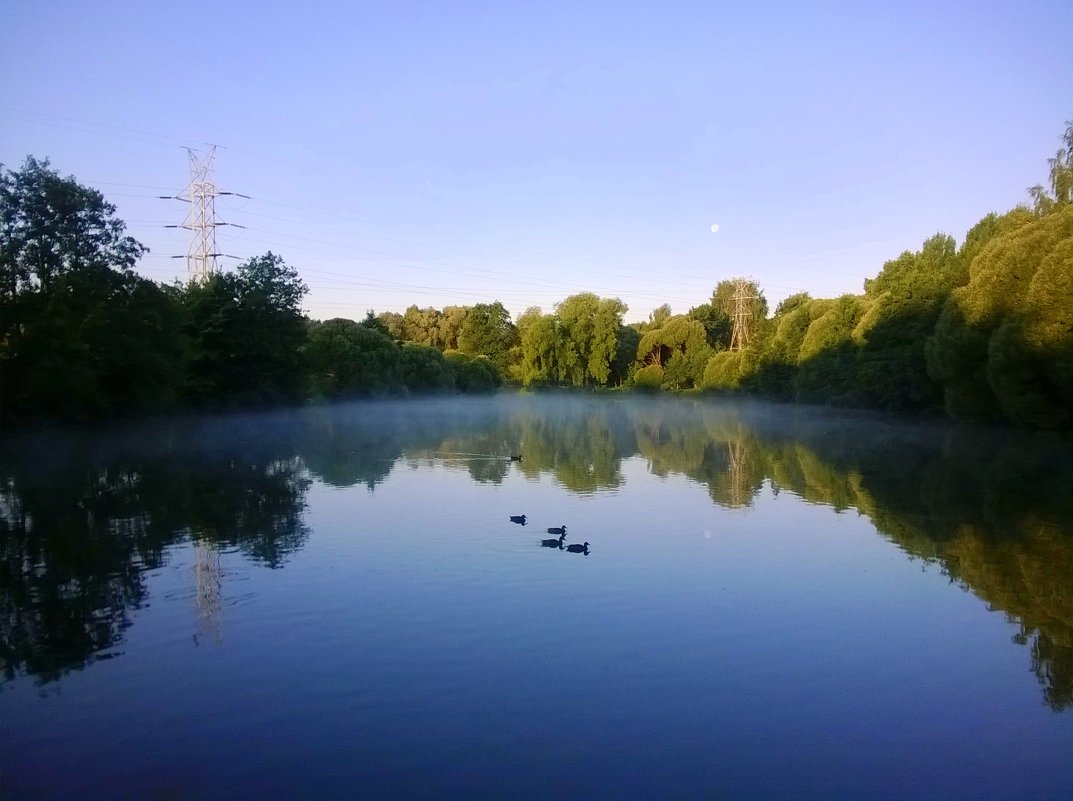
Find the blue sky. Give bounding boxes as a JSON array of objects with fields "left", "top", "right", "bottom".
[{"left": 2, "top": 0, "right": 1070, "bottom": 323}]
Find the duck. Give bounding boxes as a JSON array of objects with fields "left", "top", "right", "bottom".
[
  {"left": 509, "top": 514, "right": 527, "bottom": 525},
  {"left": 540, "top": 534, "right": 565, "bottom": 549},
  {"left": 566, "top": 542, "right": 589, "bottom": 555},
  {"left": 546, "top": 525, "right": 567, "bottom": 536},
  {"left": 510, "top": 454, "right": 522, "bottom": 462}
]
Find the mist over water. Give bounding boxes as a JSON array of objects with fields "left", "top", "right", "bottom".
[{"left": 2, "top": 395, "right": 1072, "bottom": 800}]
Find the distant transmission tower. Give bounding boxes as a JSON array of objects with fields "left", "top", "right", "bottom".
[
  {"left": 161, "top": 146, "right": 247, "bottom": 281},
  {"left": 728, "top": 278, "right": 758, "bottom": 352}
]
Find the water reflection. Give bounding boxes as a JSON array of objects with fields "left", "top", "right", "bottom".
[
  {"left": 1, "top": 397, "right": 1071, "bottom": 710},
  {"left": 193, "top": 541, "right": 223, "bottom": 646},
  {"left": 1, "top": 417, "right": 311, "bottom": 684}
]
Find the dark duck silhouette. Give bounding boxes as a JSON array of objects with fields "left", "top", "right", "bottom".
[
  {"left": 566, "top": 542, "right": 590, "bottom": 555},
  {"left": 509, "top": 514, "right": 527, "bottom": 525},
  {"left": 540, "top": 534, "right": 566, "bottom": 549},
  {"left": 546, "top": 525, "right": 567, "bottom": 536},
  {"left": 510, "top": 454, "right": 522, "bottom": 462}
]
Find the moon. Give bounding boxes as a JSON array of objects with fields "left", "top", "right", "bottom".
[{"left": 710, "top": 224, "right": 720, "bottom": 233}]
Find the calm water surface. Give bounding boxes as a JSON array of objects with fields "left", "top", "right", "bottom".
[{"left": 2, "top": 396, "right": 1072, "bottom": 800}]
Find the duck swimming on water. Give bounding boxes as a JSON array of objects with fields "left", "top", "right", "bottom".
[
  {"left": 546, "top": 525, "right": 567, "bottom": 536},
  {"left": 540, "top": 534, "right": 565, "bottom": 549},
  {"left": 566, "top": 542, "right": 589, "bottom": 555},
  {"left": 509, "top": 514, "right": 527, "bottom": 525}
]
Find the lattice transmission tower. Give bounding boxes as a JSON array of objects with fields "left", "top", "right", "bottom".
[
  {"left": 728, "top": 277, "right": 759, "bottom": 352},
  {"left": 161, "top": 146, "right": 246, "bottom": 281}
]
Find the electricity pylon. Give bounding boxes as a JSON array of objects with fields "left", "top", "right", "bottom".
[
  {"left": 728, "top": 278, "right": 759, "bottom": 352},
  {"left": 161, "top": 146, "right": 246, "bottom": 281}
]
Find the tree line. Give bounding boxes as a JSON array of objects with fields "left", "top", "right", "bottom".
[
  {"left": 620, "top": 120, "right": 1071, "bottom": 429},
  {"left": 2, "top": 119, "right": 1070, "bottom": 427},
  {"left": 0, "top": 157, "right": 506, "bottom": 424}
]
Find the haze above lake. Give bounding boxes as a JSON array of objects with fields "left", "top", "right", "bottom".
[{"left": 3, "top": 396, "right": 1072, "bottom": 800}]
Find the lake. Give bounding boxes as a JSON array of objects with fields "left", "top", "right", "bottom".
[{"left": 2, "top": 395, "right": 1072, "bottom": 800}]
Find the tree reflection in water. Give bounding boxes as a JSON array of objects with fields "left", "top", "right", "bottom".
[
  {"left": 1, "top": 416, "right": 311, "bottom": 684},
  {"left": 1, "top": 396, "right": 1071, "bottom": 709}
]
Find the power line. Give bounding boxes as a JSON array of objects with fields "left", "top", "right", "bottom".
[
  {"left": 2, "top": 107, "right": 202, "bottom": 148},
  {"left": 11, "top": 113, "right": 863, "bottom": 307}
]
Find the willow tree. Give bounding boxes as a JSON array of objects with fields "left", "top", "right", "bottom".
[
  {"left": 515, "top": 306, "right": 562, "bottom": 386},
  {"left": 401, "top": 305, "right": 444, "bottom": 347},
  {"left": 793, "top": 295, "right": 870, "bottom": 404},
  {"left": 639, "top": 303, "right": 672, "bottom": 332},
  {"left": 1028, "top": 119, "right": 1073, "bottom": 215},
  {"left": 555, "top": 293, "right": 600, "bottom": 385},
  {"left": 458, "top": 301, "right": 516, "bottom": 374},
  {"left": 744, "top": 292, "right": 812, "bottom": 398},
  {"left": 926, "top": 122, "right": 1073, "bottom": 429},
  {"left": 589, "top": 296, "right": 628, "bottom": 385},
  {"left": 554, "top": 292, "right": 628, "bottom": 386},
  {"left": 637, "top": 314, "right": 712, "bottom": 390},
  {"left": 925, "top": 208, "right": 1037, "bottom": 421},
  {"left": 438, "top": 305, "right": 469, "bottom": 351},
  {"left": 851, "top": 233, "right": 964, "bottom": 411},
  {"left": 306, "top": 317, "right": 401, "bottom": 397},
  {"left": 980, "top": 207, "right": 1072, "bottom": 426}
]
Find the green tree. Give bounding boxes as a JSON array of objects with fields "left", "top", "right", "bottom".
[
  {"left": 401, "top": 305, "right": 444, "bottom": 347},
  {"left": 851, "top": 233, "right": 963, "bottom": 411},
  {"left": 515, "top": 306, "right": 561, "bottom": 386},
  {"left": 702, "top": 350, "right": 745, "bottom": 389},
  {"left": 633, "top": 363, "right": 664, "bottom": 391},
  {"left": 306, "top": 317, "right": 401, "bottom": 397},
  {"left": 377, "top": 310, "right": 406, "bottom": 340},
  {"left": 688, "top": 302, "right": 732, "bottom": 349},
  {"left": 639, "top": 303, "right": 672, "bottom": 332},
  {"left": 982, "top": 206, "right": 1073, "bottom": 427},
  {"left": 556, "top": 293, "right": 601, "bottom": 385},
  {"left": 179, "top": 252, "right": 308, "bottom": 406},
  {"left": 590, "top": 297, "right": 628, "bottom": 385},
  {"left": 361, "top": 309, "right": 391, "bottom": 337},
  {"left": 554, "top": 293, "right": 628, "bottom": 386},
  {"left": 637, "top": 315, "right": 712, "bottom": 389},
  {"left": 458, "top": 301, "right": 516, "bottom": 373},
  {"left": 398, "top": 343, "right": 455, "bottom": 393},
  {"left": 0, "top": 157, "right": 146, "bottom": 305},
  {"left": 610, "top": 324, "right": 641, "bottom": 386},
  {"left": 925, "top": 208, "right": 1037, "bottom": 421},
  {"left": 0, "top": 157, "right": 185, "bottom": 421},
  {"left": 1028, "top": 119, "right": 1073, "bottom": 215},
  {"left": 745, "top": 293, "right": 813, "bottom": 398},
  {"left": 794, "top": 295, "right": 868, "bottom": 404},
  {"left": 444, "top": 351, "right": 500, "bottom": 392},
  {"left": 438, "top": 305, "right": 469, "bottom": 351}
]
